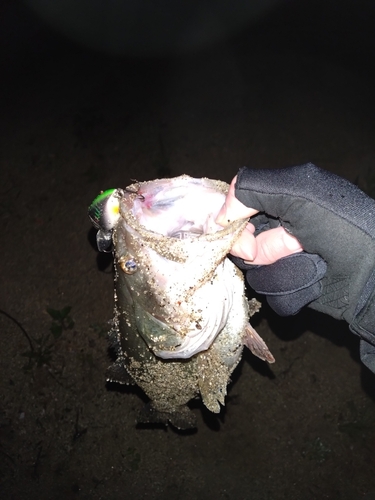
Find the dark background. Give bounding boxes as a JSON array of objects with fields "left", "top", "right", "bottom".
[{"left": 1, "top": 1, "right": 375, "bottom": 498}]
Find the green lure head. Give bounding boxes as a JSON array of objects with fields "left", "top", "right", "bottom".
[
  {"left": 88, "top": 189, "right": 122, "bottom": 252},
  {"left": 88, "top": 189, "right": 121, "bottom": 230}
]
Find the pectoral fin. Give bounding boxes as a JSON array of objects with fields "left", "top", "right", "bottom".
[{"left": 244, "top": 324, "right": 275, "bottom": 363}]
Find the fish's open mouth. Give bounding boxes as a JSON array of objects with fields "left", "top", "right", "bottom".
[{"left": 128, "top": 176, "right": 228, "bottom": 238}]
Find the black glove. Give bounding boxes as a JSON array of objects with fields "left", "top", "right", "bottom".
[{"left": 233, "top": 163, "right": 375, "bottom": 373}]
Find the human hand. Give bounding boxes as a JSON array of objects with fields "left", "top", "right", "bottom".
[
  {"left": 216, "top": 176, "right": 303, "bottom": 265},
  {"left": 216, "top": 164, "right": 375, "bottom": 373}
]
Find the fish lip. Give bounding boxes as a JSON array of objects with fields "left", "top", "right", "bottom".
[
  {"left": 119, "top": 175, "right": 248, "bottom": 244},
  {"left": 140, "top": 264, "right": 235, "bottom": 360}
]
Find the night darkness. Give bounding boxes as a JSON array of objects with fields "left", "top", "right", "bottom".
[{"left": 1, "top": 1, "right": 375, "bottom": 499}]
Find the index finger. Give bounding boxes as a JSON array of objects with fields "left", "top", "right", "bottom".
[{"left": 216, "top": 176, "right": 259, "bottom": 227}]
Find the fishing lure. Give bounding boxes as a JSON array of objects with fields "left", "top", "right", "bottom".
[
  {"left": 88, "top": 186, "right": 145, "bottom": 252},
  {"left": 88, "top": 189, "right": 122, "bottom": 252}
]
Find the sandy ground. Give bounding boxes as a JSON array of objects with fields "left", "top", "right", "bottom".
[{"left": 1, "top": 1, "right": 375, "bottom": 499}]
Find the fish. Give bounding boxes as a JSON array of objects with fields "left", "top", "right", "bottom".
[{"left": 88, "top": 175, "right": 275, "bottom": 429}]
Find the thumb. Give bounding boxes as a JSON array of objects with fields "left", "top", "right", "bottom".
[{"left": 248, "top": 227, "right": 303, "bottom": 265}]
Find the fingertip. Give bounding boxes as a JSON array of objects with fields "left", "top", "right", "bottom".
[
  {"left": 282, "top": 230, "right": 303, "bottom": 252},
  {"left": 215, "top": 205, "right": 228, "bottom": 226},
  {"left": 216, "top": 174, "right": 258, "bottom": 227}
]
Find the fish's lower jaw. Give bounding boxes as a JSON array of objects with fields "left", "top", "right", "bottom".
[
  {"left": 151, "top": 266, "right": 236, "bottom": 360},
  {"left": 151, "top": 315, "right": 226, "bottom": 360}
]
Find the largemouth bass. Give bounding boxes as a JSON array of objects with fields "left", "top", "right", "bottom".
[{"left": 89, "top": 175, "right": 275, "bottom": 429}]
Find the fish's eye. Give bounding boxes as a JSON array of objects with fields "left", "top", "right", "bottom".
[{"left": 118, "top": 255, "right": 138, "bottom": 275}]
